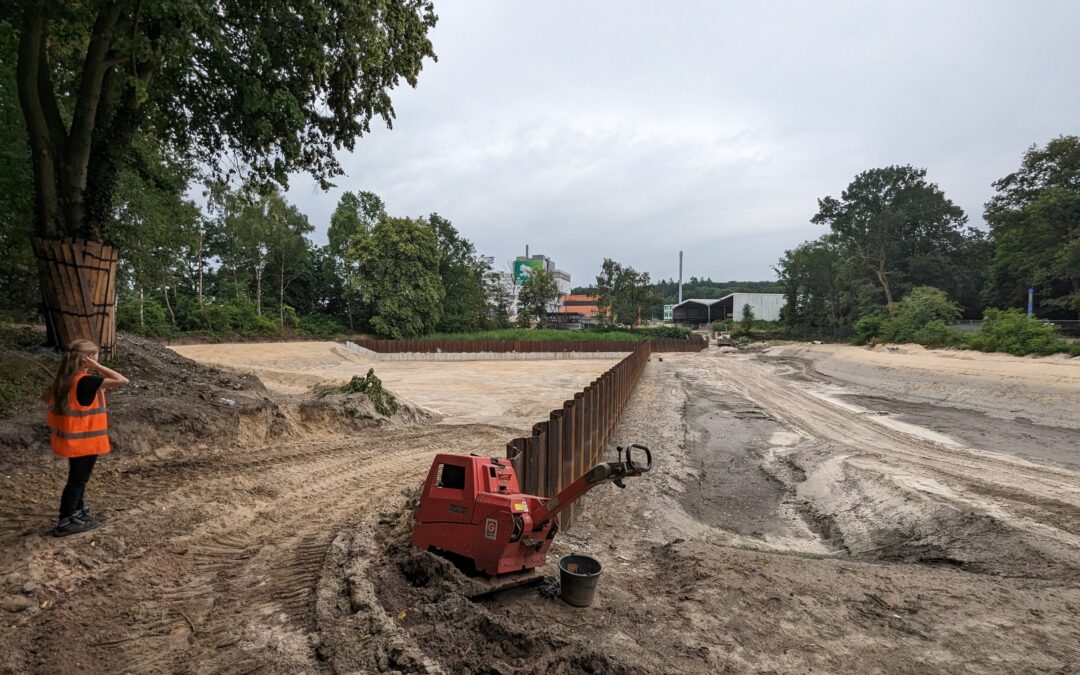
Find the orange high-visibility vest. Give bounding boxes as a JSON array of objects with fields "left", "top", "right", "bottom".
[{"left": 47, "top": 371, "right": 110, "bottom": 458}]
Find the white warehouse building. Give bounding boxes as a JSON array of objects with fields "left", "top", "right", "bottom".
[{"left": 672, "top": 293, "right": 786, "bottom": 326}]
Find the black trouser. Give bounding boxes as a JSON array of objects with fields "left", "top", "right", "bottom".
[{"left": 59, "top": 455, "right": 98, "bottom": 519}]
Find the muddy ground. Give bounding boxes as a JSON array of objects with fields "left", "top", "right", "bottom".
[{"left": 1, "top": 341, "right": 1079, "bottom": 673}]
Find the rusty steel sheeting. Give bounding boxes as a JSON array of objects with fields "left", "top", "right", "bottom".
[
  {"left": 350, "top": 336, "right": 706, "bottom": 354},
  {"left": 505, "top": 340, "right": 660, "bottom": 529}
]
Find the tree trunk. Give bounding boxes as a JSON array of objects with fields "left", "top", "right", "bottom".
[
  {"left": 876, "top": 259, "right": 894, "bottom": 309},
  {"left": 197, "top": 229, "right": 204, "bottom": 304},
  {"left": 255, "top": 265, "right": 262, "bottom": 316},
  {"left": 33, "top": 238, "right": 118, "bottom": 357},
  {"left": 279, "top": 262, "right": 285, "bottom": 329},
  {"left": 163, "top": 284, "right": 176, "bottom": 325},
  {"left": 139, "top": 287, "right": 145, "bottom": 329}
]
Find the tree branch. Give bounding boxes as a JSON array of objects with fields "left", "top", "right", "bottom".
[
  {"left": 64, "top": 2, "right": 122, "bottom": 232},
  {"left": 16, "top": 0, "right": 60, "bottom": 237},
  {"left": 36, "top": 35, "right": 67, "bottom": 158}
]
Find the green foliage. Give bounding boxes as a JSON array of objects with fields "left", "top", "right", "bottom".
[
  {"left": 430, "top": 213, "right": 493, "bottom": 333},
  {"left": 116, "top": 295, "right": 179, "bottom": 338},
  {"left": 516, "top": 268, "right": 560, "bottom": 328},
  {"left": 851, "top": 315, "right": 884, "bottom": 345},
  {"left": 322, "top": 368, "right": 398, "bottom": 417},
  {"left": 297, "top": 315, "right": 344, "bottom": 338},
  {"left": 16, "top": 1, "right": 438, "bottom": 240},
  {"left": 984, "top": 136, "right": 1080, "bottom": 318},
  {"left": 912, "top": 320, "right": 961, "bottom": 348},
  {"left": 740, "top": 303, "right": 755, "bottom": 331},
  {"left": 877, "top": 287, "right": 961, "bottom": 344},
  {"left": 486, "top": 272, "right": 515, "bottom": 329},
  {"left": 0, "top": 21, "right": 36, "bottom": 317},
  {"left": 644, "top": 279, "right": 784, "bottom": 304},
  {"left": 352, "top": 215, "right": 444, "bottom": 339},
  {"left": 775, "top": 236, "right": 879, "bottom": 331},
  {"left": 0, "top": 323, "right": 53, "bottom": 418},
  {"left": 962, "top": 309, "right": 1066, "bottom": 356},
  {"left": 187, "top": 298, "right": 278, "bottom": 337},
  {"left": 812, "top": 165, "right": 970, "bottom": 307},
  {"left": 578, "top": 324, "right": 692, "bottom": 339},
  {"left": 326, "top": 191, "right": 384, "bottom": 328},
  {"left": 595, "top": 259, "right": 663, "bottom": 324}
]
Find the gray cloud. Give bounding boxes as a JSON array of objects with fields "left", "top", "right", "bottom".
[{"left": 286, "top": 0, "right": 1080, "bottom": 287}]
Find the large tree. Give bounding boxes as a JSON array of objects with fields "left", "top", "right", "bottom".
[
  {"left": 984, "top": 136, "right": 1080, "bottom": 317},
  {"left": 351, "top": 215, "right": 443, "bottom": 338},
  {"left": 327, "top": 190, "right": 384, "bottom": 328},
  {"left": 774, "top": 235, "right": 877, "bottom": 330},
  {"left": 516, "top": 267, "right": 559, "bottom": 328},
  {"left": 812, "top": 166, "right": 967, "bottom": 308},
  {"left": 594, "top": 258, "right": 662, "bottom": 325},
  {"left": 14, "top": 0, "right": 437, "bottom": 353},
  {"left": 430, "top": 213, "right": 492, "bottom": 333}
]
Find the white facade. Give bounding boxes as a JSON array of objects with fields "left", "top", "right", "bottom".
[{"left": 725, "top": 293, "right": 786, "bottom": 322}]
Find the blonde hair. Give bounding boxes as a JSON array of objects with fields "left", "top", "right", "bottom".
[{"left": 50, "top": 340, "right": 98, "bottom": 413}]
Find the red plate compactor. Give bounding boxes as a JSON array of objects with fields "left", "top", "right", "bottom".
[{"left": 412, "top": 445, "right": 652, "bottom": 580}]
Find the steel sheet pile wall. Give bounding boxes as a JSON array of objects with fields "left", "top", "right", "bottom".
[
  {"left": 504, "top": 340, "right": 655, "bottom": 529},
  {"left": 351, "top": 336, "right": 705, "bottom": 354}
]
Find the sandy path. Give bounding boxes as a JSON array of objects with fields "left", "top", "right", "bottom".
[
  {"left": 1, "top": 424, "right": 512, "bottom": 674},
  {"left": 171, "top": 342, "right": 619, "bottom": 429},
  {"left": 770, "top": 343, "right": 1080, "bottom": 429}
]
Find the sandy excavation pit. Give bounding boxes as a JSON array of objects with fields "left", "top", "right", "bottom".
[
  {"left": 2, "top": 339, "right": 1079, "bottom": 673},
  {"left": 171, "top": 341, "right": 622, "bottom": 430}
]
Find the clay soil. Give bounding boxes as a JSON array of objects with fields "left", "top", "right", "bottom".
[{"left": 2, "top": 341, "right": 1079, "bottom": 674}]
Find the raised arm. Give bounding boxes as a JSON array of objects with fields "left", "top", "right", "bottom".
[{"left": 84, "top": 357, "right": 129, "bottom": 390}]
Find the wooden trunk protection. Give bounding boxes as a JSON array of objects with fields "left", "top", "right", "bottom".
[{"left": 33, "top": 238, "right": 118, "bottom": 358}]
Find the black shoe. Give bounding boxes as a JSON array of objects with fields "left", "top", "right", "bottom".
[
  {"left": 75, "top": 506, "right": 106, "bottom": 523},
  {"left": 54, "top": 515, "right": 101, "bottom": 537}
]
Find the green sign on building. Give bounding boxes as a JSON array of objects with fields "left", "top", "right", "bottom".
[{"left": 513, "top": 259, "right": 544, "bottom": 284}]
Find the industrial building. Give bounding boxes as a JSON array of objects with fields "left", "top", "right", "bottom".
[
  {"left": 513, "top": 252, "right": 572, "bottom": 311},
  {"left": 560, "top": 294, "right": 608, "bottom": 325},
  {"left": 672, "top": 293, "right": 785, "bottom": 326}
]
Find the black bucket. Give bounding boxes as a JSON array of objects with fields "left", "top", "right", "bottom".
[{"left": 558, "top": 554, "right": 603, "bottom": 607}]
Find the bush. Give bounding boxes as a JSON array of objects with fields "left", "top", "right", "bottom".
[
  {"left": 963, "top": 308, "right": 1065, "bottom": 356},
  {"left": 116, "top": 296, "right": 178, "bottom": 338},
  {"left": 321, "top": 368, "right": 398, "bottom": 416},
  {"left": 879, "top": 287, "right": 960, "bottom": 344},
  {"left": 298, "top": 315, "right": 346, "bottom": 338},
  {"left": 912, "top": 320, "right": 961, "bottom": 348},
  {"left": 851, "top": 315, "right": 884, "bottom": 345},
  {"left": 188, "top": 298, "right": 277, "bottom": 337}
]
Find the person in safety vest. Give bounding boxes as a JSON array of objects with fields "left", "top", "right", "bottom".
[{"left": 46, "top": 340, "right": 129, "bottom": 537}]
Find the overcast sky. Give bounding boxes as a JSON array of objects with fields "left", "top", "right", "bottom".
[{"left": 284, "top": 0, "right": 1080, "bottom": 287}]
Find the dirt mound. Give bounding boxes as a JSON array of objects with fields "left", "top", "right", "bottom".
[
  {"left": 0, "top": 335, "right": 434, "bottom": 471},
  {"left": 316, "top": 490, "right": 650, "bottom": 675},
  {"left": 0, "top": 334, "right": 281, "bottom": 466}
]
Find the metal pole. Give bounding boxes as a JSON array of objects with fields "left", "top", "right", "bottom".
[{"left": 673, "top": 251, "right": 682, "bottom": 304}]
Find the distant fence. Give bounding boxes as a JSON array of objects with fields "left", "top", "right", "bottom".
[
  {"left": 349, "top": 336, "right": 706, "bottom": 353},
  {"left": 504, "top": 341, "right": 654, "bottom": 530},
  {"left": 955, "top": 319, "right": 1080, "bottom": 337}
]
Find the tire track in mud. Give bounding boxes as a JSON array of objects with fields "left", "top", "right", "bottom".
[
  {"left": 710, "top": 353, "right": 1080, "bottom": 577},
  {"left": 7, "top": 423, "right": 510, "bottom": 674}
]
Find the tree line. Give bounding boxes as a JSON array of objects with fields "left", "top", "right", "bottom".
[{"left": 777, "top": 137, "right": 1080, "bottom": 338}]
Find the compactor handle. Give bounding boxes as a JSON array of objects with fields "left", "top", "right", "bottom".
[{"left": 622, "top": 444, "right": 652, "bottom": 473}]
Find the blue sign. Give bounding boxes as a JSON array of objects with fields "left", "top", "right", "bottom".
[{"left": 1027, "top": 287, "right": 1034, "bottom": 317}]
